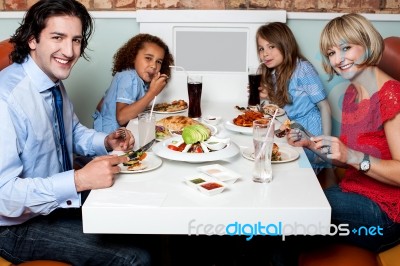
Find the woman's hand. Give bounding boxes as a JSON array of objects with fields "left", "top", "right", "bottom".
[{"left": 310, "top": 135, "right": 363, "bottom": 165}]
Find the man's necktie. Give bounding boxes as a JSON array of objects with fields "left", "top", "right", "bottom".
[{"left": 51, "top": 85, "right": 72, "bottom": 171}]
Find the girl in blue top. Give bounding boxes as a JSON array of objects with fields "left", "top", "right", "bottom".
[
  {"left": 256, "top": 22, "right": 332, "bottom": 171},
  {"left": 93, "top": 33, "right": 174, "bottom": 133}
]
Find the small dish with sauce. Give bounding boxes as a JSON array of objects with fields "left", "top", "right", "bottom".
[
  {"left": 197, "top": 181, "right": 226, "bottom": 196},
  {"left": 183, "top": 175, "right": 210, "bottom": 190},
  {"left": 197, "top": 164, "right": 241, "bottom": 184}
]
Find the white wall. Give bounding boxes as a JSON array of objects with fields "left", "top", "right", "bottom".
[{"left": 136, "top": 10, "right": 286, "bottom": 106}]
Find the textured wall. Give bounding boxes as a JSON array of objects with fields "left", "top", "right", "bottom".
[{"left": 0, "top": 0, "right": 399, "bottom": 13}]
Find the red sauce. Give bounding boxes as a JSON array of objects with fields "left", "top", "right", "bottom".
[{"left": 201, "top": 182, "right": 223, "bottom": 190}]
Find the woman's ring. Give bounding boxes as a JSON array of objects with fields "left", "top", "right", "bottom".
[{"left": 321, "top": 145, "right": 332, "bottom": 154}]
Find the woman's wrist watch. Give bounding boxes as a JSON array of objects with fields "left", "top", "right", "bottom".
[{"left": 359, "top": 154, "right": 371, "bottom": 172}]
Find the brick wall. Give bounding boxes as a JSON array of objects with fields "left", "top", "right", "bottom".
[{"left": 0, "top": 0, "right": 399, "bottom": 13}]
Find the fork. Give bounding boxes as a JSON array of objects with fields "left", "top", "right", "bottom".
[
  {"left": 290, "top": 122, "right": 314, "bottom": 138},
  {"left": 274, "top": 128, "right": 287, "bottom": 138},
  {"left": 116, "top": 128, "right": 126, "bottom": 140}
]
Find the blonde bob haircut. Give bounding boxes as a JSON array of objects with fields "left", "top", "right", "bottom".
[{"left": 320, "top": 13, "right": 384, "bottom": 80}]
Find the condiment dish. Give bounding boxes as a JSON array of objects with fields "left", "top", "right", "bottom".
[
  {"left": 203, "top": 115, "right": 222, "bottom": 126},
  {"left": 197, "top": 164, "right": 241, "bottom": 184},
  {"left": 198, "top": 181, "right": 225, "bottom": 196}
]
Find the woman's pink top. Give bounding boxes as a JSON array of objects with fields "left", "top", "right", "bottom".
[{"left": 339, "top": 80, "right": 400, "bottom": 223}]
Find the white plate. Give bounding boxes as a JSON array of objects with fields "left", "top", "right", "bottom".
[
  {"left": 153, "top": 107, "right": 188, "bottom": 114},
  {"left": 241, "top": 145, "right": 300, "bottom": 164},
  {"left": 119, "top": 153, "right": 162, "bottom": 173},
  {"left": 224, "top": 121, "right": 253, "bottom": 135},
  {"left": 262, "top": 104, "right": 285, "bottom": 117},
  {"left": 152, "top": 136, "right": 240, "bottom": 163}
]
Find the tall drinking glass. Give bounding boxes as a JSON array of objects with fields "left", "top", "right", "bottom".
[
  {"left": 138, "top": 112, "right": 156, "bottom": 147},
  {"left": 187, "top": 74, "right": 202, "bottom": 118},
  {"left": 252, "top": 118, "right": 274, "bottom": 183},
  {"left": 248, "top": 66, "right": 261, "bottom": 106}
]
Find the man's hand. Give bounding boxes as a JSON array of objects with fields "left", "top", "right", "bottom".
[
  {"left": 105, "top": 127, "right": 135, "bottom": 151},
  {"left": 74, "top": 155, "right": 129, "bottom": 192}
]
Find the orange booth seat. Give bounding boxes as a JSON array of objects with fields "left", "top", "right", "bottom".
[
  {"left": 0, "top": 257, "right": 71, "bottom": 266},
  {"left": 0, "top": 38, "right": 13, "bottom": 71}
]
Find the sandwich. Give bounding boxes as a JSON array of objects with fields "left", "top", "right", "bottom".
[
  {"left": 155, "top": 115, "right": 210, "bottom": 139},
  {"left": 272, "top": 143, "right": 282, "bottom": 161}
]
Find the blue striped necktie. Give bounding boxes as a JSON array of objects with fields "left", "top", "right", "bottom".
[{"left": 51, "top": 85, "right": 72, "bottom": 171}]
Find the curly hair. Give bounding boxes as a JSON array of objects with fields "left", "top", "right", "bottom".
[
  {"left": 320, "top": 13, "right": 384, "bottom": 81},
  {"left": 112, "top": 33, "right": 174, "bottom": 77},
  {"left": 10, "top": 0, "right": 93, "bottom": 64},
  {"left": 256, "top": 22, "right": 307, "bottom": 107}
]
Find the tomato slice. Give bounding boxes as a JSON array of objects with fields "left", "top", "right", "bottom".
[
  {"left": 167, "top": 145, "right": 179, "bottom": 151},
  {"left": 193, "top": 145, "right": 203, "bottom": 153},
  {"left": 178, "top": 143, "right": 186, "bottom": 152},
  {"left": 138, "top": 152, "right": 147, "bottom": 161},
  {"left": 168, "top": 143, "right": 187, "bottom": 152}
]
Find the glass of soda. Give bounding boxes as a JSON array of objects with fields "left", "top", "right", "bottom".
[
  {"left": 187, "top": 75, "right": 202, "bottom": 119},
  {"left": 248, "top": 66, "right": 261, "bottom": 106}
]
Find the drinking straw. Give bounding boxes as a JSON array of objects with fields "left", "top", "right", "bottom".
[
  {"left": 149, "top": 96, "right": 156, "bottom": 119},
  {"left": 169, "top": 65, "right": 188, "bottom": 76},
  {"left": 255, "top": 108, "right": 279, "bottom": 161},
  {"left": 143, "top": 96, "right": 157, "bottom": 144}
]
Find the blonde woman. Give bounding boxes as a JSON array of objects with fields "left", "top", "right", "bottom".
[{"left": 289, "top": 13, "right": 400, "bottom": 251}]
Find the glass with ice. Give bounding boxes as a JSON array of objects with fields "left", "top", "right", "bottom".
[
  {"left": 252, "top": 118, "right": 274, "bottom": 183},
  {"left": 138, "top": 112, "right": 156, "bottom": 146}
]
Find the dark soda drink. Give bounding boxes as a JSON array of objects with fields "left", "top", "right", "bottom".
[
  {"left": 248, "top": 74, "right": 261, "bottom": 106},
  {"left": 187, "top": 82, "right": 202, "bottom": 118}
]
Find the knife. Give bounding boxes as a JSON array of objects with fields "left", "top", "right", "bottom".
[{"left": 124, "top": 139, "right": 156, "bottom": 160}]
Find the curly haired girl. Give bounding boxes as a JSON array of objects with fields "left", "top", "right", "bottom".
[{"left": 94, "top": 33, "right": 174, "bottom": 133}]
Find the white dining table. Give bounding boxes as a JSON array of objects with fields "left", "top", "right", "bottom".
[{"left": 82, "top": 101, "right": 331, "bottom": 238}]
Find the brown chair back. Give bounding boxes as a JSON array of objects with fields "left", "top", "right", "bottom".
[
  {"left": 378, "top": 36, "right": 400, "bottom": 81},
  {"left": 0, "top": 39, "right": 14, "bottom": 71}
]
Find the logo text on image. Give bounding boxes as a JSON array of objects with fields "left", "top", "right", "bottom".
[{"left": 188, "top": 219, "right": 384, "bottom": 240}]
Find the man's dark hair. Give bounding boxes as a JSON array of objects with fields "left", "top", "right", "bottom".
[{"left": 10, "top": 0, "right": 94, "bottom": 63}]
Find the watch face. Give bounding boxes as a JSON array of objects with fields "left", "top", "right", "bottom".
[{"left": 360, "top": 161, "right": 370, "bottom": 171}]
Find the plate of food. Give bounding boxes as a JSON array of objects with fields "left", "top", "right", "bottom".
[
  {"left": 152, "top": 124, "right": 239, "bottom": 163},
  {"left": 241, "top": 143, "right": 299, "bottom": 164},
  {"left": 152, "top": 100, "right": 188, "bottom": 114},
  {"left": 224, "top": 110, "right": 265, "bottom": 135},
  {"left": 224, "top": 121, "right": 253, "bottom": 135},
  {"left": 156, "top": 115, "right": 217, "bottom": 141},
  {"left": 119, "top": 152, "right": 162, "bottom": 173},
  {"left": 262, "top": 103, "right": 285, "bottom": 117}
]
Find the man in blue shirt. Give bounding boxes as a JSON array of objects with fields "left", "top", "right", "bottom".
[{"left": 0, "top": 0, "right": 150, "bottom": 265}]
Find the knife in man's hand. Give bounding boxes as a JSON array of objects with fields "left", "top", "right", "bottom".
[{"left": 124, "top": 139, "right": 156, "bottom": 160}]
